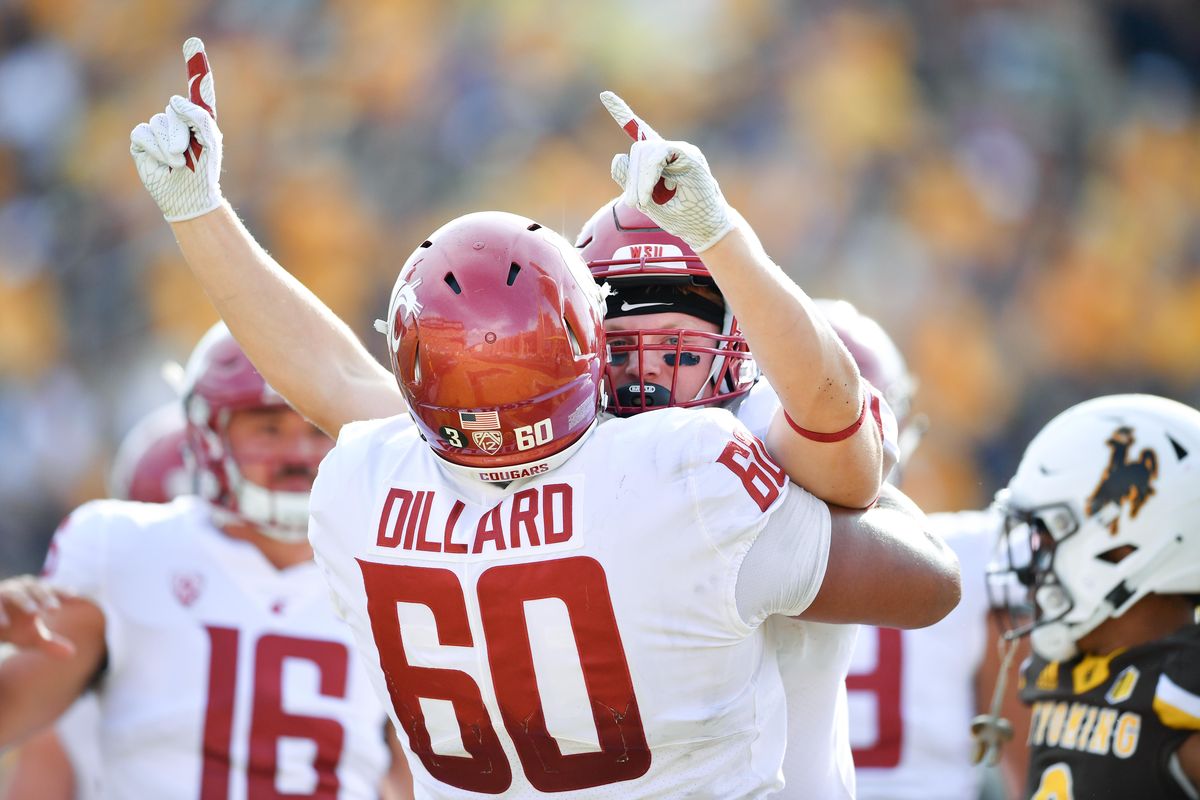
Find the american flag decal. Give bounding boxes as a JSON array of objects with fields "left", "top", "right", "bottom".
[{"left": 459, "top": 410, "right": 500, "bottom": 430}]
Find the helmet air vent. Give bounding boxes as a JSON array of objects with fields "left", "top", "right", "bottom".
[
  {"left": 1097, "top": 545, "right": 1136, "bottom": 564},
  {"left": 444, "top": 272, "right": 462, "bottom": 295},
  {"left": 1168, "top": 435, "right": 1188, "bottom": 460},
  {"left": 507, "top": 263, "right": 521, "bottom": 286}
]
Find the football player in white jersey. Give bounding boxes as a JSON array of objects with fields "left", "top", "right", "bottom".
[
  {"left": 576, "top": 183, "right": 1027, "bottom": 799},
  {"left": 119, "top": 38, "right": 961, "bottom": 797},
  {"left": 577, "top": 203, "right": 894, "bottom": 799},
  {"left": 0, "top": 402, "right": 188, "bottom": 800},
  {"left": 591, "top": 91, "right": 890, "bottom": 510},
  {"left": 0, "top": 325, "right": 411, "bottom": 799}
]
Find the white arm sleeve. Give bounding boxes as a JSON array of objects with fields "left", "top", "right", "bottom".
[
  {"left": 734, "top": 485, "right": 832, "bottom": 627},
  {"left": 41, "top": 500, "right": 115, "bottom": 602}
]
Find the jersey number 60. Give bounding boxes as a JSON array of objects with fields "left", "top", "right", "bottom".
[{"left": 358, "top": 556, "right": 651, "bottom": 793}]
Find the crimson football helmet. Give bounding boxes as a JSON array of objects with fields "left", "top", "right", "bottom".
[
  {"left": 380, "top": 211, "right": 606, "bottom": 482},
  {"left": 108, "top": 402, "right": 190, "bottom": 503},
  {"left": 989, "top": 394, "right": 1200, "bottom": 661},
  {"left": 577, "top": 197, "right": 755, "bottom": 415},
  {"left": 182, "top": 322, "right": 324, "bottom": 541}
]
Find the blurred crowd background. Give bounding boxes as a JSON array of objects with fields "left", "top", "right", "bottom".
[{"left": 1, "top": 0, "right": 1198, "bottom": 576}]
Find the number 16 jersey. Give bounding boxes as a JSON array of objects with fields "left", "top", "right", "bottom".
[
  {"left": 43, "top": 496, "right": 391, "bottom": 800},
  {"left": 309, "top": 408, "right": 833, "bottom": 799}
]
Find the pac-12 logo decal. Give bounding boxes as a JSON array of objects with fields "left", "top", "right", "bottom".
[
  {"left": 472, "top": 430, "right": 503, "bottom": 454},
  {"left": 172, "top": 571, "right": 206, "bottom": 607},
  {"left": 1086, "top": 426, "right": 1158, "bottom": 534}
]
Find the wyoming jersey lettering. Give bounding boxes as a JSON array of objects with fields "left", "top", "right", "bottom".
[
  {"left": 309, "top": 407, "right": 833, "bottom": 799},
  {"left": 1020, "top": 623, "right": 1200, "bottom": 799}
]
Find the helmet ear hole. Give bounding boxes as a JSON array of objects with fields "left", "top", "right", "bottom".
[{"left": 564, "top": 316, "right": 582, "bottom": 357}]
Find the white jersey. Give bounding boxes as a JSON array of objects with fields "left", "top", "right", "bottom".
[
  {"left": 735, "top": 379, "right": 863, "bottom": 800},
  {"left": 43, "top": 496, "right": 391, "bottom": 800},
  {"left": 309, "top": 408, "right": 832, "bottom": 799},
  {"left": 54, "top": 693, "right": 104, "bottom": 800},
  {"left": 849, "top": 508, "right": 999, "bottom": 800}
]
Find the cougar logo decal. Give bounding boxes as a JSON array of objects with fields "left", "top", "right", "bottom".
[
  {"left": 390, "top": 277, "right": 423, "bottom": 326},
  {"left": 1086, "top": 426, "right": 1158, "bottom": 534}
]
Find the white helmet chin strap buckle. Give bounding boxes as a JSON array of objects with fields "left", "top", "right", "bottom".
[
  {"left": 225, "top": 458, "right": 312, "bottom": 543},
  {"left": 1031, "top": 623, "right": 1078, "bottom": 662}
]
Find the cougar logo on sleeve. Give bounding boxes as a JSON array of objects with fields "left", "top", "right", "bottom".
[{"left": 1086, "top": 427, "right": 1158, "bottom": 534}]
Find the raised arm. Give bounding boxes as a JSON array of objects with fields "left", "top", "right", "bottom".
[
  {"left": 130, "top": 38, "right": 402, "bottom": 437},
  {"left": 0, "top": 578, "right": 105, "bottom": 749},
  {"left": 601, "top": 92, "right": 884, "bottom": 507},
  {"left": 801, "top": 483, "right": 961, "bottom": 628}
]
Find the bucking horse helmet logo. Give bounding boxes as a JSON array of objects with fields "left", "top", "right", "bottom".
[{"left": 1086, "top": 426, "right": 1158, "bottom": 534}]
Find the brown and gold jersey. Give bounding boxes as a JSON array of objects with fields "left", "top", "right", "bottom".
[{"left": 1019, "top": 624, "right": 1200, "bottom": 800}]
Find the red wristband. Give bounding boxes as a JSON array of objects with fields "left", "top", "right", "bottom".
[{"left": 783, "top": 392, "right": 869, "bottom": 443}]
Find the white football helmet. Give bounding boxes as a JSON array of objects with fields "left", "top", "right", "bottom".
[{"left": 990, "top": 394, "right": 1200, "bottom": 661}]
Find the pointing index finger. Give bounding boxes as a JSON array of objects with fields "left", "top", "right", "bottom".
[
  {"left": 183, "top": 37, "right": 215, "bottom": 118},
  {"left": 600, "top": 91, "right": 661, "bottom": 142},
  {"left": 181, "top": 37, "right": 214, "bottom": 171}
]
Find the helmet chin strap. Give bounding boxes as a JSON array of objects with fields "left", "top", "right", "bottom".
[
  {"left": 223, "top": 458, "right": 312, "bottom": 543},
  {"left": 971, "top": 633, "right": 1020, "bottom": 766}
]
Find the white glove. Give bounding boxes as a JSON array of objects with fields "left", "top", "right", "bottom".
[
  {"left": 130, "top": 38, "right": 223, "bottom": 222},
  {"left": 601, "top": 91, "right": 735, "bottom": 253}
]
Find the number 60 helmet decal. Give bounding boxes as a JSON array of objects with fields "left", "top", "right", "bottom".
[{"left": 378, "top": 212, "right": 607, "bottom": 482}]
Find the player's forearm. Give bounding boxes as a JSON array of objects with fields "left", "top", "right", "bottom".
[
  {"left": 0, "top": 728, "right": 77, "bottom": 799},
  {"left": 0, "top": 655, "right": 79, "bottom": 749},
  {"left": 702, "top": 223, "right": 884, "bottom": 505},
  {"left": 810, "top": 485, "right": 961, "bottom": 628},
  {"left": 703, "top": 223, "right": 863, "bottom": 427},
  {"left": 765, "top": 414, "right": 883, "bottom": 508},
  {"left": 863, "top": 486, "right": 962, "bottom": 627},
  {"left": 171, "top": 202, "right": 404, "bottom": 436}
]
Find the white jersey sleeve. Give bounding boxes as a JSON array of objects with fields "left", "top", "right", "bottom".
[
  {"left": 734, "top": 486, "right": 831, "bottom": 626},
  {"left": 42, "top": 499, "right": 131, "bottom": 601},
  {"left": 672, "top": 412, "right": 830, "bottom": 633},
  {"left": 665, "top": 409, "right": 830, "bottom": 629}
]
